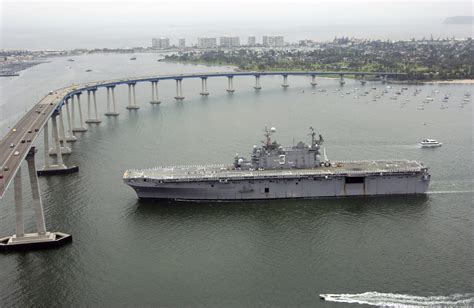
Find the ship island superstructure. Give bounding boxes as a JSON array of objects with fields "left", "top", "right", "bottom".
[{"left": 123, "top": 127, "right": 431, "bottom": 200}]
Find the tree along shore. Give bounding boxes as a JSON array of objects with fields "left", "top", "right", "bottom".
[{"left": 165, "top": 38, "right": 473, "bottom": 82}]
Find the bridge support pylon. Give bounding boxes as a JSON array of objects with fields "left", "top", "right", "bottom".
[
  {"left": 126, "top": 82, "right": 140, "bottom": 110},
  {"left": 72, "top": 93, "right": 87, "bottom": 132},
  {"left": 339, "top": 74, "right": 346, "bottom": 86},
  {"left": 49, "top": 108, "right": 72, "bottom": 156},
  {"left": 174, "top": 79, "right": 185, "bottom": 101},
  {"left": 281, "top": 75, "right": 289, "bottom": 88},
  {"left": 85, "top": 88, "right": 101, "bottom": 123},
  {"left": 254, "top": 75, "right": 262, "bottom": 90},
  {"left": 64, "top": 99, "right": 77, "bottom": 142},
  {"left": 200, "top": 77, "right": 209, "bottom": 96},
  {"left": 38, "top": 113, "right": 79, "bottom": 176},
  {"left": 150, "top": 81, "right": 161, "bottom": 104},
  {"left": 226, "top": 76, "right": 235, "bottom": 93},
  {"left": 105, "top": 85, "right": 120, "bottom": 116},
  {"left": 0, "top": 147, "right": 72, "bottom": 252}
]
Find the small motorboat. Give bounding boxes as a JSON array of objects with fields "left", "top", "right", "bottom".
[
  {"left": 319, "top": 294, "right": 328, "bottom": 300},
  {"left": 420, "top": 139, "right": 442, "bottom": 147}
]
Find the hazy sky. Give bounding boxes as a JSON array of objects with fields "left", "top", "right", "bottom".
[{"left": 0, "top": 0, "right": 472, "bottom": 49}]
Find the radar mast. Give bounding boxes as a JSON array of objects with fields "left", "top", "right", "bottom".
[{"left": 262, "top": 126, "right": 276, "bottom": 149}]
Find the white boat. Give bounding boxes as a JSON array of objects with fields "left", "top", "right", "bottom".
[{"left": 420, "top": 139, "right": 442, "bottom": 147}]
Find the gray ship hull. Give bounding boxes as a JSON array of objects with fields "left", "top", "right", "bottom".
[
  {"left": 124, "top": 126, "right": 431, "bottom": 201},
  {"left": 125, "top": 172, "right": 430, "bottom": 201}
]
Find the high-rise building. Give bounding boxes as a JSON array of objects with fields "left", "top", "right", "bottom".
[
  {"left": 152, "top": 38, "right": 170, "bottom": 49},
  {"left": 262, "top": 36, "right": 284, "bottom": 47},
  {"left": 230, "top": 37, "right": 240, "bottom": 47},
  {"left": 247, "top": 36, "right": 256, "bottom": 46},
  {"left": 274, "top": 36, "right": 284, "bottom": 47},
  {"left": 197, "top": 37, "right": 217, "bottom": 48},
  {"left": 219, "top": 36, "right": 240, "bottom": 48},
  {"left": 262, "top": 35, "right": 271, "bottom": 47},
  {"left": 219, "top": 37, "right": 229, "bottom": 47},
  {"left": 178, "top": 38, "right": 186, "bottom": 48}
]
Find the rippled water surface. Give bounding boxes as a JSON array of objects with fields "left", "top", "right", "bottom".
[{"left": 0, "top": 53, "right": 473, "bottom": 306}]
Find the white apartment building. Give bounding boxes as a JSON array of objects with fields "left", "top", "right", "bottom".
[
  {"left": 219, "top": 36, "right": 240, "bottom": 48},
  {"left": 152, "top": 38, "right": 170, "bottom": 49},
  {"left": 197, "top": 37, "right": 217, "bottom": 48}
]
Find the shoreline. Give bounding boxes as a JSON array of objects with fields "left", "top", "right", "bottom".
[
  {"left": 421, "top": 79, "right": 474, "bottom": 84},
  {"left": 389, "top": 79, "right": 474, "bottom": 85}
]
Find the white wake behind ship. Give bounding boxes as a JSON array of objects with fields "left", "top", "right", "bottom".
[{"left": 123, "top": 127, "right": 431, "bottom": 201}]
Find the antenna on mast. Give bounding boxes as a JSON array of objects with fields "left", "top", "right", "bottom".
[
  {"left": 262, "top": 126, "right": 276, "bottom": 148},
  {"left": 309, "top": 126, "right": 316, "bottom": 146}
]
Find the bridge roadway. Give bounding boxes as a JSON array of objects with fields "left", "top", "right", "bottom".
[{"left": 0, "top": 70, "right": 404, "bottom": 198}]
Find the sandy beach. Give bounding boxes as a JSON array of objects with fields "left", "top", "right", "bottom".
[{"left": 422, "top": 79, "right": 474, "bottom": 84}]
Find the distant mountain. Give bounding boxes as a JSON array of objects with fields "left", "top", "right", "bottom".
[{"left": 443, "top": 16, "right": 474, "bottom": 24}]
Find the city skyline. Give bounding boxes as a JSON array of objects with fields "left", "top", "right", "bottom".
[
  {"left": 152, "top": 35, "right": 285, "bottom": 48},
  {"left": 1, "top": 1, "right": 471, "bottom": 49}
]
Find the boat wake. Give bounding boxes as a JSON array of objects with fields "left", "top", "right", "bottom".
[
  {"left": 320, "top": 292, "right": 474, "bottom": 307},
  {"left": 427, "top": 190, "right": 474, "bottom": 194}
]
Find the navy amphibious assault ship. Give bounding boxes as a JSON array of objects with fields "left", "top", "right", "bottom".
[{"left": 123, "top": 127, "right": 431, "bottom": 200}]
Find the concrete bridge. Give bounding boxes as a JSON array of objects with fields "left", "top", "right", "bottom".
[{"left": 0, "top": 70, "right": 404, "bottom": 250}]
